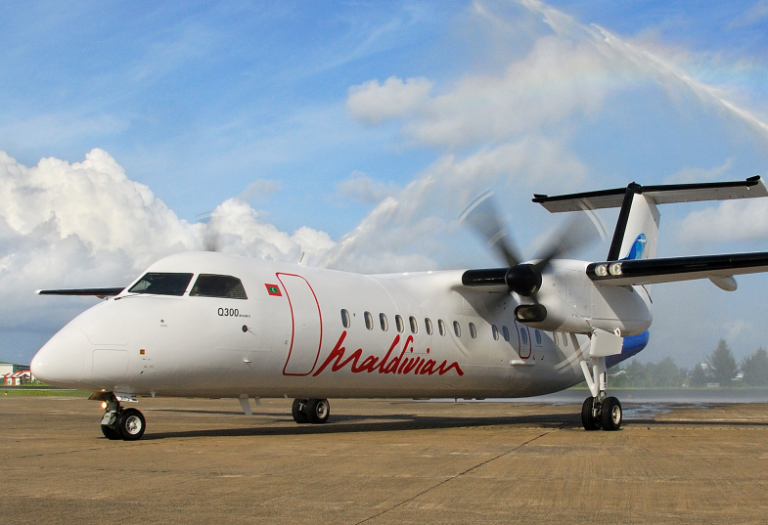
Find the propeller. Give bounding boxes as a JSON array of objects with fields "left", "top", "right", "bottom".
[
  {"left": 460, "top": 191, "right": 601, "bottom": 305},
  {"left": 197, "top": 212, "right": 221, "bottom": 252}
]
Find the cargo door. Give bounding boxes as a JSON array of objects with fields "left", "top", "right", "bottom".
[{"left": 278, "top": 273, "right": 323, "bottom": 376}]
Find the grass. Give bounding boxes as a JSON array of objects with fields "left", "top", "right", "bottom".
[{"left": 1, "top": 387, "right": 91, "bottom": 397}]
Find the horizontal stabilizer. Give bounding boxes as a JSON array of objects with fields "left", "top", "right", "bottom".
[
  {"left": 36, "top": 287, "right": 125, "bottom": 297},
  {"left": 587, "top": 252, "right": 768, "bottom": 287},
  {"left": 534, "top": 176, "right": 766, "bottom": 213}
]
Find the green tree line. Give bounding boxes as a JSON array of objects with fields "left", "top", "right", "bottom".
[{"left": 609, "top": 340, "right": 768, "bottom": 388}]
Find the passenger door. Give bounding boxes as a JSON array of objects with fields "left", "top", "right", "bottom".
[{"left": 278, "top": 273, "right": 323, "bottom": 376}]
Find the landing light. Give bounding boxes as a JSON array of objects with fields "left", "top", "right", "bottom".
[
  {"left": 609, "top": 262, "right": 623, "bottom": 276},
  {"left": 595, "top": 264, "right": 608, "bottom": 277},
  {"left": 101, "top": 401, "right": 108, "bottom": 410}
]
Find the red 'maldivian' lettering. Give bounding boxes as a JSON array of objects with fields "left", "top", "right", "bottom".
[{"left": 312, "top": 331, "right": 464, "bottom": 377}]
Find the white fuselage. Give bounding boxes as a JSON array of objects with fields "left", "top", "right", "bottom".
[{"left": 31, "top": 252, "right": 650, "bottom": 400}]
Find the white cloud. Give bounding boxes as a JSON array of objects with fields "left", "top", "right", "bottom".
[
  {"left": 678, "top": 198, "right": 768, "bottom": 244},
  {"left": 0, "top": 149, "right": 336, "bottom": 336},
  {"left": 205, "top": 198, "right": 333, "bottom": 264},
  {"left": 335, "top": 171, "right": 398, "bottom": 204},
  {"left": 237, "top": 178, "right": 283, "bottom": 202},
  {"left": 665, "top": 159, "right": 734, "bottom": 184},
  {"left": 347, "top": 76, "right": 433, "bottom": 125},
  {"left": 320, "top": 136, "right": 588, "bottom": 272},
  {"left": 403, "top": 35, "right": 627, "bottom": 148}
]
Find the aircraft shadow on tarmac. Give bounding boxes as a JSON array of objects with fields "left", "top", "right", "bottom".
[
  {"left": 140, "top": 412, "right": 576, "bottom": 440},
  {"left": 138, "top": 408, "right": 768, "bottom": 441}
]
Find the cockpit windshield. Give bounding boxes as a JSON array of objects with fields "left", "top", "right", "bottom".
[
  {"left": 128, "top": 273, "right": 193, "bottom": 296},
  {"left": 189, "top": 274, "right": 248, "bottom": 299}
]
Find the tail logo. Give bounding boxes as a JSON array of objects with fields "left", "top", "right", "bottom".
[{"left": 624, "top": 233, "right": 646, "bottom": 260}]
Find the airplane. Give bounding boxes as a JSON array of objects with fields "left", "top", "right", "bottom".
[{"left": 30, "top": 176, "right": 768, "bottom": 441}]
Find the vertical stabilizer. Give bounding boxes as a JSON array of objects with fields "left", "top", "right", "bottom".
[{"left": 616, "top": 193, "right": 660, "bottom": 261}]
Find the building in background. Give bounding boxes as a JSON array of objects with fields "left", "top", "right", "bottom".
[{"left": 1, "top": 362, "right": 33, "bottom": 385}]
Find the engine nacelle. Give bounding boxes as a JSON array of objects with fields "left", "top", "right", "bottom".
[{"left": 516, "top": 260, "right": 653, "bottom": 336}]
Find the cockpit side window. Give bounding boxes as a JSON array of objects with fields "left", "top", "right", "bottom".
[
  {"left": 128, "top": 273, "right": 193, "bottom": 296},
  {"left": 190, "top": 274, "right": 248, "bottom": 299}
]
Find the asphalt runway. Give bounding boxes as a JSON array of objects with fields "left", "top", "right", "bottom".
[{"left": 2, "top": 396, "right": 767, "bottom": 524}]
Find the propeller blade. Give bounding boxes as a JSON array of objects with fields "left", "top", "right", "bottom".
[
  {"left": 197, "top": 212, "right": 221, "bottom": 252},
  {"left": 532, "top": 211, "right": 601, "bottom": 272},
  {"left": 459, "top": 191, "right": 521, "bottom": 267}
]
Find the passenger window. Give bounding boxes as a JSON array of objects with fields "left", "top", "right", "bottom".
[
  {"left": 563, "top": 333, "right": 568, "bottom": 347},
  {"left": 129, "top": 273, "right": 193, "bottom": 296},
  {"left": 341, "top": 309, "right": 351, "bottom": 328},
  {"left": 409, "top": 316, "right": 419, "bottom": 334},
  {"left": 190, "top": 274, "right": 248, "bottom": 299},
  {"left": 425, "top": 318, "right": 433, "bottom": 335},
  {"left": 364, "top": 311, "right": 374, "bottom": 330},
  {"left": 438, "top": 319, "right": 446, "bottom": 336},
  {"left": 395, "top": 315, "right": 404, "bottom": 333},
  {"left": 379, "top": 313, "right": 389, "bottom": 331},
  {"left": 492, "top": 325, "right": 500, "bottom": 341},
  {"left": 502, "top": 326, "right": 510, "bottom": 342},
  {"left": 469, "top": 322, "right": 477, "bottom": 339},
  {"left": 453, "top": 321, "right": 461, "bottom": 338},
  {"left": 535, "top": 330, "right": 542, "bottom": 345}
]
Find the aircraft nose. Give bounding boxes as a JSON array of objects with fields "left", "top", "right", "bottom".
[{"left": 31, "top": 327, "right": 92, "bottom": 388}]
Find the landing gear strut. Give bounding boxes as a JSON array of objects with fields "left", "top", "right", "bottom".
[
  {"left": 292, "top": 398, "right": 330, "bottom": 424},
  {"left": 580, "top": 356, "right": 622, "bottom": 431},
  {"left": 95, "top": 392, "right": 146, "bottom": 441}
]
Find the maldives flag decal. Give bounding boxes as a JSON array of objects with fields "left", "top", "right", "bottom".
[{"left": 265, "top": 283, "right": 282, "bottom": 296}]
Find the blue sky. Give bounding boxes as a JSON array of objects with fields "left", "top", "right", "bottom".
[{"left": 2, "top": 1, "right": 768, "bottom": 367}]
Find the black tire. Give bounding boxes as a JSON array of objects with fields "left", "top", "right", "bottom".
[
  {"left": 292, "top": 398, "right": 309, "bottom": 424},
  {"left": 581, "top": 397, "right": 600, "bottom": 431},
  {"left": 306, "top": 398, "right": 330, "bottom": 424},
  {"left": 117, "top": 408, "right": 146, "bottom": 441},
  {"left": 600, "top": 397, "right": 622, "bottom": 431},
  {"left": 101, "top": 424, "right": 121, "bottom": 440}
]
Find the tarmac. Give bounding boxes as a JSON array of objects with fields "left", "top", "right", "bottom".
[{"left": 2, "top": 395, "right": 767, "bottom": 524}]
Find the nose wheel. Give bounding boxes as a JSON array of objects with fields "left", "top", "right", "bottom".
[
  {"left": 292, "top": 398, "right": 330, "bottom": 424},
  {"left": 97, "top": 393, "right": 147, "bottom": 441}
]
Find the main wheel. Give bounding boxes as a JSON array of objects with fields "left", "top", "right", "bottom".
[
  {"left": 600, "top": 397, "right": 622, "bottom": 431},
  {"left": 117, "top": 408, "right": 146, "bottom": 441},
  {"left": 292, "top": 398, "right": 309, "bottom": 424},
  {"left": 101, "top": 424, "right": 121, "bottom": 440},
  {"left": 306, "top": 398, "right": 330, "bottom": 424},
  {"left": 581, "top": 397, "right": 600, "bottom": 431}
]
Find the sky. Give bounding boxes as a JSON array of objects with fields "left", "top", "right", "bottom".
[{"left": 2, "top": 0, "right": 768, "bottom": 368}]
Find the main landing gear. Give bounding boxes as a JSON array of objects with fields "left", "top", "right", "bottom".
[
  {"left": 93, "top": 392, "right": 146, "bottom": 441},
  {"left": 580, "top": 356, "right": 622, "bottom": 431},
  {"left": 292, "top": 398, "right": 330, "bottom": 424}
]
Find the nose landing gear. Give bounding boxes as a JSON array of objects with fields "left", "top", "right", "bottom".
[
  {"left": 93, "top": 392, "right": 146, "bottom": 441},
  {"left": 292, "top": 398, "right": 330, "bottom": 424}
]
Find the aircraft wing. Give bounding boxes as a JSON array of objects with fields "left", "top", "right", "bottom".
[
  {"left": 36, "top": 287, "right": 125, "bottom": 297},
  {"left": 587, "top": 252, "right": 768, "bottom": 287}
]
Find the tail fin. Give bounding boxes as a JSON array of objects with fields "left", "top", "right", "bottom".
[
  {"left": 610, "top": 185, "right": 659, "bottom": 261},
  {"left": 533, "top": 176, "right": 767, "bottom": 261}
]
